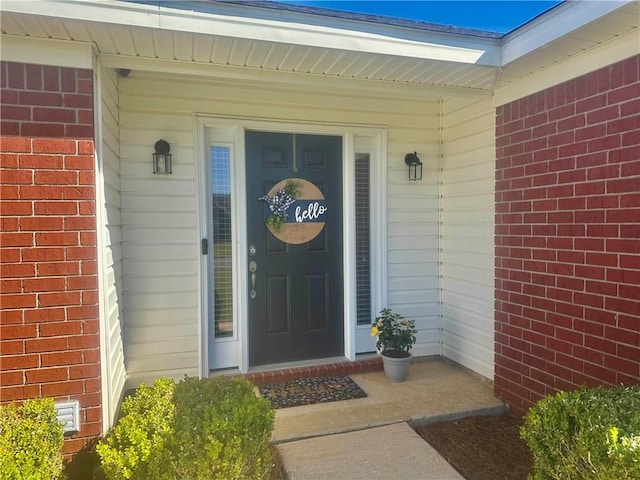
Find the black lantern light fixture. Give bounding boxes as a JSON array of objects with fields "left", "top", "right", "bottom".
[
  {"left": 404, "top": 152, "right": 422, "bottom": 181},
  {"left": 153, "top": 139, "right": 172, "bottom": 175}
]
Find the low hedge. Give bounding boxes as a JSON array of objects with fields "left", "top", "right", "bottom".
[
  {"left": 97, "top": 376, "right": 275, "bottom": 480},
  {"left": 0, "top": 397, "right": 66, "bottom": 480},
  {"left": 520, "top": 385, "right": 640, "bottom": 479},
  {"left": 96, "top": 377, "right": 175, "bottom": 479}
]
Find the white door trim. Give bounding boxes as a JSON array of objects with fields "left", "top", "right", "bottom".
[{"left": 196, "top": 116, "right": 387, "bottom": 375}]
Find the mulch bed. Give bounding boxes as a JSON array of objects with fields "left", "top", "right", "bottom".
[
  {"left": 415, "top": 414, "right": 533, "bottom": 480},
  {"left": 258, "top": 375, "right": 367, "bottom": 409}
]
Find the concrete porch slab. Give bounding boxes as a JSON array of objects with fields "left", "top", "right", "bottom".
[{"left": 271, "top": 358, "right": 504, "bottom": 443}]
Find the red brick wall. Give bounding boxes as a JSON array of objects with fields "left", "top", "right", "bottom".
[
  {"left": 495, "top": 55, "right": 640, "bottom": 416},
  {"left": 0, "top": 61, "right": 100, "bottom": 454},
  {"left": 1, "top": 62, "right": 94, "bottom": 138}
]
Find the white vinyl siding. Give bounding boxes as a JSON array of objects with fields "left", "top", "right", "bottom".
[
  {"left": 118, "top": 71, "right": 441, "bottom": 384},
  {"left": 98, "top": 66, "right": 126, "bottom": 427},
  {"left": 440, "top": 96, "right": 495, "bottom": 379},
  {"left": 119, "top": 82, "right": 201, "bottom": 387},
  {"left": 387, "top": 132, "right": 441, "bottom": 357}
]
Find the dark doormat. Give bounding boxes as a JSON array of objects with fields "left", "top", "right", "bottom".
[{"left": 258, "top": 375, "right": 367, "bottom": 409}]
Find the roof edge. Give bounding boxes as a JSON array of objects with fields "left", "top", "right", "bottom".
[
  {"left": 1, "top": 0, "right": 503, "bottom": 66},
  {"left": 501, "top": 0, "right": 635, "bottom": 65},
  {"left": 215, "top": 0, "right": 504, "bottom": 39}
]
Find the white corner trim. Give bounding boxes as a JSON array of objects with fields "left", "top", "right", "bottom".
[
  {"left": 93, "top": 65, "right": 111, "bottom": 436},
  {"left": 494, "top": 30, "right": 640, "bottom": 107},
  {"left": 0, "top": 35, "right": 94, "bottom": 70}
]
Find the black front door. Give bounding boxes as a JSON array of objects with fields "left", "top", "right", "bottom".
[{"left": 246, "top": 130, "right": 343, "bottom": 366}]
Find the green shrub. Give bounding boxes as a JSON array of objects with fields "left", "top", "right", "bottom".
[
  {"left": 96, "top": 377, "right": 175, "bottom": 480},
  {"left": 0, "top": 397, "right": 66, "bottom": 480},
  {"left": 521, "top": 385, "right": 640, "bottom": 479},
  {"left": 171, "top": 376, "right": 274, "bottom": 480},
  {"left": 97, "top": 376, "right": 275, "bottom": 480}
]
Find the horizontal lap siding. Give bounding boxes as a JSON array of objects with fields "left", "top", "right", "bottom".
[
  {"left": 99, "top": 66, "right": 126, "bottom": 429},
  {"left": 441, "top": 97, "right": 496, "bottom": 379},
  {"left": 119, "top": 72, "right": 441, "bottom": 383},
  {"left": 495, "top": 55, "right": 640, "bottom": 416},
  {"left": 387, "top": 122, "right": 441, "bottom": 355}
]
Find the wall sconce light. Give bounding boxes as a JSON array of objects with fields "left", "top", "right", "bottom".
[
  {"left": 404, "top": 152, "right": 422, "bottom": 181},
  {"left": 153, "top": 139, "right": 172, "bottom": 175}
]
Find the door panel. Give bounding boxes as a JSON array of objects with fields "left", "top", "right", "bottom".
[
  {"left": 246, "top": 130, "right": 343, "bottom": 366},
  {"left": 306, "top": 273, "right": 328, "bottom": 330},
  {"left": 266, "top": 275, "right": 290, "bottom": 334}
]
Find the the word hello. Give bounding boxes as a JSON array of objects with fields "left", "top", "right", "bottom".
[{"left": 295, "top": 202, "right": 327, "bottom": 222}]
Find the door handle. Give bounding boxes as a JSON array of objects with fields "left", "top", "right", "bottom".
[
  {"left": 249, "top": 261, "right": 257, "bottom": 299},
  {"left": 250, "top": 273, "right": 256, "bottom": 299}
]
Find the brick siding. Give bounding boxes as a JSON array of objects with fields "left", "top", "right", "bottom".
[
  {"left": 1, "top": 62, "right": 94, "bottom": 138},
  {"left": 0, "top": 61, "right": 100, "bottom": 454},
  {"left": 495, "top": 55, "right": 640, "bottom": 416}
]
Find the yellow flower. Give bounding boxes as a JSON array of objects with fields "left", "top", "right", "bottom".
[{"left": 371, "top": 326, "right": 379, "bottom": 337}]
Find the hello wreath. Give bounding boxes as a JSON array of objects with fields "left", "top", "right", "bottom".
[{"left": 258, "top": 178, "right": 327, "bottom": 244}]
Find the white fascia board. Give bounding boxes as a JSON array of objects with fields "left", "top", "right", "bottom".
[
  {"left": 0, "top": 34, "right": 94, "bottom": 69},
  {"left": 0, "top": 0, "right": 500, "bottom": 66},
  {"left": 501, "top": 0, "right": 634, "bottom": 65},
  {"left": 0, "top": 0, "right": 164, "bottom": 28},
  {"left": 494, "top": 29, "right": 639, "bottom": 107}
]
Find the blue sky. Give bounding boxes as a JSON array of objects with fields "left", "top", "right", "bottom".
[{"left": 277, "top": 1, "right": 564, "bottom": 34}]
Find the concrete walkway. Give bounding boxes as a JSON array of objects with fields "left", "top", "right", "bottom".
[
  {"left": 279, "top": 423, "right": 463, "bottom": 479},
  {"left": 272, "top": 358, "right": 504, "bottom": 479}
]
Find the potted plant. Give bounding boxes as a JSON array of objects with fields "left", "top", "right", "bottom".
[{"left": 371, "top": 308, "right": 417, "bottom": 381}]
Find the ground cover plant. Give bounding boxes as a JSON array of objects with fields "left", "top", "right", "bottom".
[
  {"left": 521, "top": 385, "right": 640, "bottom": 479},
  {"left": 0, "top": 397, "right": 66, "bottom": 480},
  {"left": 415, "top": 413, "right": 532, "bottom": 480},
  {"left": 97, "top": 376, "right": 275, "bottom": 480}
]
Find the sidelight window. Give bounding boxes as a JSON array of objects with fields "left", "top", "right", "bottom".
[
  {"left": 210, "top": 145, "right": 234, "bottom": 338},
  {"left": 355, "top": 153, "right": 371, "bottom": 325}
]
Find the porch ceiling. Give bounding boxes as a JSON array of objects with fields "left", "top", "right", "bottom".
[{"left": 1, "top": 1, "right": 638, "bottom": 94}]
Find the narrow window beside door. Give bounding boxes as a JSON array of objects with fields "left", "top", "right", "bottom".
[
  {"left": 355, "top": 153, "right": 371, "bottom": 325},
  {"left": 211, "top": 146, "right": 233, "bottom": 338}
]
